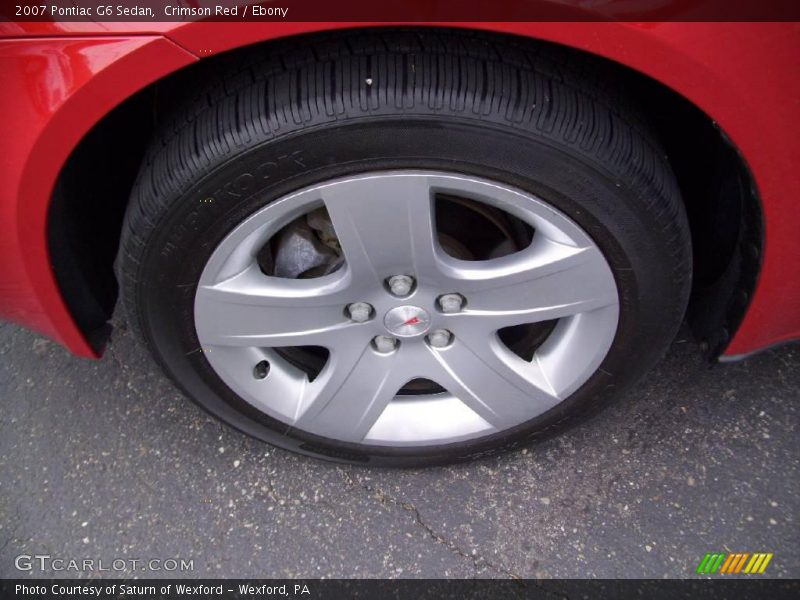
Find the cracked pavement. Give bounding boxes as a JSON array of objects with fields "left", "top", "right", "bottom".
[{"left": 0, "top": 319, "right": 797, "bottom": 578}]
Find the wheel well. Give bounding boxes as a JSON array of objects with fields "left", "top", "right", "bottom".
[{"left": 48, "top": 27, "right": 761, "bottom": 357}]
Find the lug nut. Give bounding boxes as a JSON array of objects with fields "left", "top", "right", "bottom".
[
  {"left": 427, "top": 329, "right": 452, "bottom": 348},
  {"left": 373, "top": 335, "right": 398, "bottom": 353},
  {"left": 387, "top": 275, "right": 414, "bottom": 297},
  {"left": 347, "top": 302, "right": 373, "bottom": 323},
  {"left": 438, "top": 293, "right": 465, "bottom": 313}
]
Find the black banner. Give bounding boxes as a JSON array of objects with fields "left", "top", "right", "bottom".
[
  {"left": 2, "top": 579, "right": 800, "bottom": 600},
  {"left": 2, "top": 0, "right": 800, "bottom": 23}
]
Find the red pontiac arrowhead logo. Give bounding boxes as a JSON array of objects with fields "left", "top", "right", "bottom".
[{"left": 384, "top": 305, "right": 431, "bottom": 337}]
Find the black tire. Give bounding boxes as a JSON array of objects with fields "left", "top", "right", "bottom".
[{"left": 117, "top": 30, "right": 691, "bottom": 466}]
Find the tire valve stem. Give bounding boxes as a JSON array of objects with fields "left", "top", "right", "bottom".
[{"left": 253, "top": 360, "right": 270, "bottom": 380}]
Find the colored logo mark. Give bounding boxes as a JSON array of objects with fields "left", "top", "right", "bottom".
[{"left": 696, "top": 552, "right": 773, "bottom": 574}]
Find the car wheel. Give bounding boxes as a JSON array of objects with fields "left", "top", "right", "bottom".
[{"left": 117, "top": 31, "right": 691, "bottom": 465}]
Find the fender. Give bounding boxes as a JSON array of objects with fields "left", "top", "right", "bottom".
[
  {"left": 0, "top": 21, "right": 798, "bottom": 358},
  {"left": 0, "top": 35, "right": 196, "bottom": 357}
]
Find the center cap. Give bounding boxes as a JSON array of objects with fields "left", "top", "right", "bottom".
[{"left": 384, "top": 305, "right": 431, "bottom": 338}]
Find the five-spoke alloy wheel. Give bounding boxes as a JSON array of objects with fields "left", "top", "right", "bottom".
[{"left": 195, "top": 172, "right": 620, "bottom": 446}]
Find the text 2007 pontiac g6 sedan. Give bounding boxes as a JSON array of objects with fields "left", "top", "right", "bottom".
[{"left": 1, "top": 14, "right": 798, "bottom": 465}]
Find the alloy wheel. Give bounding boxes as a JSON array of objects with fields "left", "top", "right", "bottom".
[{"left": 194, "top": 171, "right": 619, "bottom": 447}]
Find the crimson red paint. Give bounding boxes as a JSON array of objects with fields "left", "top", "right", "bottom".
[{"left": 0, "top": 21, "right": 798, "bottom": 358}]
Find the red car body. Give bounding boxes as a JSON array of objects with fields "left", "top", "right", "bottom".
[{"left": 0, "top": 19, "right": 798, "bottom": 360}]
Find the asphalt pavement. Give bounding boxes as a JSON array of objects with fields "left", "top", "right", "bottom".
[{"left": 0, "top": 318, "right": 797, "bottom": 578}]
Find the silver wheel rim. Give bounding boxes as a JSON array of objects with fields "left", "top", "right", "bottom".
[{"left": 194, "top": 171, "right": 619, "bottom": 447}]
